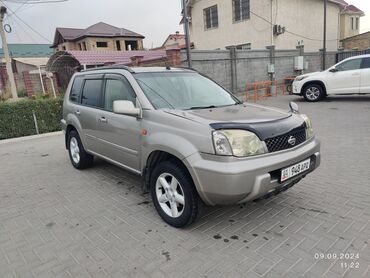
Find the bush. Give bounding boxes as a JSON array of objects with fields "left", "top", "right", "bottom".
[
  {"left": 18, "top": 89, "right": 26, "bottom": 98},
  {"left": 0, "top": 98, "right": 64, "bottom": 140}
]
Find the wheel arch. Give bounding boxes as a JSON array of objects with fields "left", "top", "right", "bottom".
[
  {"left": 143, "top": 150, "right": 194, "bottom": 193},
  {"left": 301, "top": 80, "right": 327, "bottom": 96}
]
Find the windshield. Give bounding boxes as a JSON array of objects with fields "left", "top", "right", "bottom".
[{"left": 134, "top": 72, "right": 240, "bottom": 110}]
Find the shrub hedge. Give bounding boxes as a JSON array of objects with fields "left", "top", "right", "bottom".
[{"left": 0, "top": 98, "right": 63, "bottom": 140}]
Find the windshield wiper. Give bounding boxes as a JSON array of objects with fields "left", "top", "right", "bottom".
[{"left": 188, "top": 105, "right": 217, "bottom": 110}]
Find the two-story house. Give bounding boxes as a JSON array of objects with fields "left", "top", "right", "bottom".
[
  {"left": 186, "top": 0, "right": 363, "bottom": 52},
  {"left": 51, "top": 22, "right": 145, "bottom": 52}
]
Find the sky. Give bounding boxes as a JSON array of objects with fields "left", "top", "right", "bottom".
[
  {"left": 0, "top": 0, "right": 183, "bottom": 48},
  {"left": 0, "top": 0, "right": 369, "bottom": 49}
]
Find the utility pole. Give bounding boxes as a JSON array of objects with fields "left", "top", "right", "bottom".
[
  {"left": 0, "top": 6, "right": 17, "bottom": 99},
  {"left": 322, "top": 0, "right": 327, "bottom": 70},
  {"left": 181, "top": 0, "right": 192, "bottom": 68}
]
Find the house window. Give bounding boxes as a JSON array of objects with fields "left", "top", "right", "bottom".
[
  {"left": 204, "top": 5, "right": 218, "bottom": 30},
  {"left": 82, "top": 42, "right": 87, "bottom": 51},
  {"left": 356, "top": 17, "right": 359, "bottom": 30},
  {"left": 236, "top": 43, "right": 251, "bottom": 50},
  {"left": 96, "top": 41, "right": 108, "bottom": 48},
  {"left": 116, "top": 40, "right": 121, "bottom": 51},
  {"left": 78, "top": 43, "right": 82, "bottom": 50},
  {"left": 351, "top": 17, "right": 354, "bottom": 30},
  {"left": 233, "top": 0, "right": 250, "bottom": 22}
]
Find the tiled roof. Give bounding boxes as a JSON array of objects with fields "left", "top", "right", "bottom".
[
  {"left": 56, "top": 22, "right": 144, "bottom": 41},
  {"left": 341, "top": 4, "right": 364, "bottom": 14},
  {"left": 53, "top": 22, "right": 145, "bottom": 47},
  {"left": 0, "top": 44, "right": 53, "bottom": 58},
  {"left": 67, "top": 50, "right": 166, "bottom": 66}
]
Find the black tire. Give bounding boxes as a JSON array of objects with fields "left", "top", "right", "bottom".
[
  {"left": 150, "top": 161, "right": 200, "bottom": 228},
  {"left": 302, "top": 83, "right": 325, "bottom": 102},
  {"left": 67, "top": 130, "right": 94, "bottom": 169}
]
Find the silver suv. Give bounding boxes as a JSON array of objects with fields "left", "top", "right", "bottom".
[{"left": 62, "top": 66, "right": 321, "bottom": 227}]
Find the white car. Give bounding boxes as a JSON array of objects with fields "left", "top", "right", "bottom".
[{"left": 293, "top": 54, "right": 370, "bottom": 102}]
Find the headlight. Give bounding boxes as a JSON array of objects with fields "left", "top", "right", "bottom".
[
  {"left": 301, "top": 114, "right": 314, "bottom": 139},
  {"left": 295, "top": 76, "right": 308, "bottom": 81},
  {"left": 212, "top": 130, "right": 266, "bottom": 157}
]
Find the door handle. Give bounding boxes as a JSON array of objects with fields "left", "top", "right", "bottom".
[
  {"left": 75, "top": 110, "right": 81, "bottom": 115},
  {"left": 99, "top": 117, "right": 108, "bottom": 123}
]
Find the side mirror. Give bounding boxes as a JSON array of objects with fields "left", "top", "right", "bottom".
[
  {"left": 289, "top": 101, "right": 299, "bottom": 114},
  {"left": 329, "top": 68, "right": 339, "bottom": 73},
  {"left": 113, "top": 100, "right": 141, "bottom": 117}
]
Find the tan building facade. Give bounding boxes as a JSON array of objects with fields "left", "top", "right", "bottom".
[
  {"left": 187, "top": 0, "right": 363, "bottom": 52},
  {"left": 52, "top": 22, "right": 145, "bottom": 52},
  {"left": 339, "top": 4, "right": 364, "bottom": 41}
]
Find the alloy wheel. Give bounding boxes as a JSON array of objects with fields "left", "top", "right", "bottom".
[
  {"left": 70, "top": 137, "right": 80, "bottom": 164},
  {"left": 305, "top": 87, "right": 321, "bottom": 101},
  {"left": 155, "top": 173, "right": 185, "bottom": 218}
]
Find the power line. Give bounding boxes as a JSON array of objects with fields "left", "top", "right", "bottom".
[
  {"left": 0, "top": 0, "right": 51, "bottom": 42},
  {"left": 2, "top": 0, "right": 68, "bottom": 4},
  {"left": 249, "top": 9, "right": 339, "bottom": 42}
]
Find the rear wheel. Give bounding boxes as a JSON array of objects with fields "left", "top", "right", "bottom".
[
  {"left": 67, "top": 130, "right": 94, "bottom": 169},
  {"left": 303, "top": 84, "right": 325, "bottom": 102},
  {"left": 150, "top": 161, "right": 200, "bottom": 227}
]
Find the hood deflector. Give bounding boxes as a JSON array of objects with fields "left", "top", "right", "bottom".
[{"left": 210, "top": 115, "right": 306, "bottom": 141}]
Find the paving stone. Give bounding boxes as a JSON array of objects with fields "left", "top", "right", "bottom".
[{"left": 1, "top": 95, "right": 370, "bottom": 276}]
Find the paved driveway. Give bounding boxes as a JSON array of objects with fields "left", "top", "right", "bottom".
[{"left": 1, "top": 95, "right": 370, "bottom": 278}]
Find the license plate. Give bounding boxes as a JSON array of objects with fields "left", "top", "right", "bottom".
[{"left": 281, "top": 158, "right": 310, "bottom": 182}]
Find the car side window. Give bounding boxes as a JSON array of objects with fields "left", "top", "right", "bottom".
[
  {"left": 69, "top": 76, "right": 84, "bottom": 103},
  {"left": 104, "top": 78, "right": 136, "bottom": 111},
  {"left": 361, "top": 58, "right": 370, "bottom": 69},
  {"left": 336, "top": 59, "right": 362, "bottom": 71},
  {"left": 81, "top": 79, "right": 103, "bottom": 107}
]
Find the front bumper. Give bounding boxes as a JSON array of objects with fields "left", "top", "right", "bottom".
[
  {"left": 186, "top": 137, "right": 321, "bottom": 206},
  {"left": 292, "top": 81, "right": 303, "bottom": 95}
]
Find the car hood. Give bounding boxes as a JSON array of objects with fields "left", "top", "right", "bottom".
[
  {"left": 297, "top": 71, "right": 323, "bottom": 79},
  {"left": 165, "top": 103, "right": 291, "bottom": 124},
  {"left": 164, "top": 103, "right": 305, "bottom": 140}
]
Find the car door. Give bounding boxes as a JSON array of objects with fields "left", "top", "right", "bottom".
[
  {"left": 95, "top": 73, "right": 141, "bottom": 172},
  {"left": 326, "top": 58, "right": 362, "bottom": 95},
  {"left": 360, "top": 57, "right": 370, "bottom": 94},
  {"left": 78, "top": 75, "right": 104, "bottom": 153}
]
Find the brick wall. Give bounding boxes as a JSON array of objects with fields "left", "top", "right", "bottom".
[
  {"left": 342, "top": 32, "right": 370, "bottom": 50},
  {"left": 0, "top": 67, "right": 60, "bottom": 98}
]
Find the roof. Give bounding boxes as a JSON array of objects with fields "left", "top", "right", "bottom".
[
  {"left": 341, "top": 4, "right": 364, "bottom": 15},
  {"left": 52, "top": 22, "right": 145, "bottom": 47},
  {"left": 82, "top": 66, "right": 193, "bottom": 74},
  {"left": 162, "top": 33, "right": 186, "bottom": 47},
  {"left": 328, "top": 0, "right": 364, "bottom": 15},
  {"left": 13, "top": 57, "right": 49, "bottom": 67},
  {"left": 53, "top": 50, "right": 167, "bottom": 66},
  {"left": 0, "top": 44, "right": 53, "bottom": 58}
]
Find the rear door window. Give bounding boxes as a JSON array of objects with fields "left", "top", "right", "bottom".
[
  {"left": 69, "top": 76, "right": 84, "bottom": 103},
  {"left": 81, "top": 79, "right": 103, "bottom": 107}
]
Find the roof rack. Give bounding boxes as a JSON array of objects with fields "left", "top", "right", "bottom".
[{"left": 81, "top": 65, "right": 135, "bottom": 73}]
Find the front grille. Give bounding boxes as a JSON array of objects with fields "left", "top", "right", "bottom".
[{"left": 265, "top": 128, "right": 306, "bottom": 153}]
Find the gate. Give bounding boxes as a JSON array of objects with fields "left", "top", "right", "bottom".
[{"left": 336, "top": 49, "right": 370, "bottom": 63}]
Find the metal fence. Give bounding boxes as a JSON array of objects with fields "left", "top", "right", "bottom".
[{"left": 336, "top": 49, "right": 370, "bottom": 63}]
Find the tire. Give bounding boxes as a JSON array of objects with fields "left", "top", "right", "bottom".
[
  {"left": 67, "top": 130, "right": 94, "bottom": 169},
  {"left": 302, "top": 83, "right": 325, "bottom": 102},
  {"left": 150, "top": 161, "right": 200, "bottom": 228}
]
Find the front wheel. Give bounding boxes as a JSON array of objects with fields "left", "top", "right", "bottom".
[
  {"left": 303, "top": 84, "right": 325, "bottom": 102},
  {"left": 67, "top": 130, "right": 94, "bottom": 169},
  {"left": 150, "top": 161, "right": 200, "bottom": 227}
]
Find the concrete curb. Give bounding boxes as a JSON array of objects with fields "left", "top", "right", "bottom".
[{"left": 0, "top": 131, "right": 63, "bottom": 145}]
